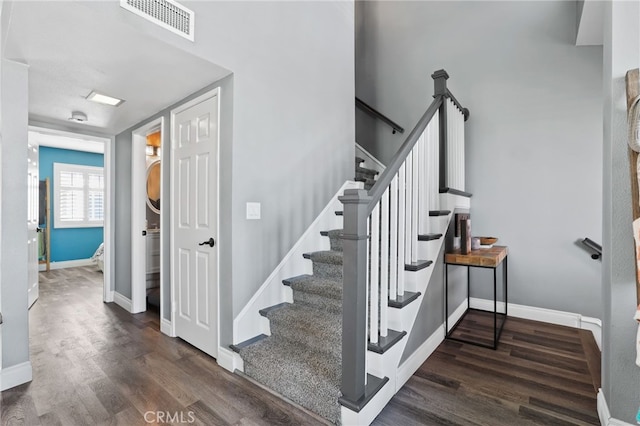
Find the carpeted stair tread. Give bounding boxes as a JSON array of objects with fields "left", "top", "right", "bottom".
[
  {"left": 293, "top": 290, "right": 342, "bottom": 313},
  {"left": 264, "top": 303, "right": 342, "bottom": 358},
  {"left": 355, "top": 176, "right": 376, "bottom": 187},
  {"left": 355, "top": 156, "right": 365, "bottom": 166},
  {"left": 320, "top": 229, "right": 343, "bottom": 252},
  {"left": 356, "top": 165, "right": 379, "bottom": 177},
  {"left": 303, "top": 250, "right": 343, "bottom": 279},
  {"left": 283, "top": 274, "right": 343, "bottom": 300},
  {"left": 238, "top": 337, "right": 341, "bottom": 424},
  {"left": 304, "top": 250, "right": 343, "bottom": 265}
]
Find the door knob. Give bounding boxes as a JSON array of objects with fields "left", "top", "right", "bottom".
[{"left": 199, "top": 237, "right": 215, "bottom": 248}]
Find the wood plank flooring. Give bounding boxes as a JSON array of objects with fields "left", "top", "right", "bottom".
[
  {"left": 1, "top": 267, "right": 600, "bottom": 425},
  {"left": 372, "top": 310, "right": 600, "bottom": 426}
]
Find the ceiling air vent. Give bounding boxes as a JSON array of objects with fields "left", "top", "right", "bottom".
[{"left": 120, "top": 0, "right": 194, "bottom": 41}]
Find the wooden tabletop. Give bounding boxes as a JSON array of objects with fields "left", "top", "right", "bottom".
[{"left": 445, "top": 245, "right": 508, "bottom": 268}]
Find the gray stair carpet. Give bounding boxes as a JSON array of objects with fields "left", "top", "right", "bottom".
[{"left": 236, "top": 230, "right": 347, "bottom": 424}]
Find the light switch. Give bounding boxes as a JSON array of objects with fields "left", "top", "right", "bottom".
[{"left": 246, "top": 202, "right": 261, "bottom": 220}]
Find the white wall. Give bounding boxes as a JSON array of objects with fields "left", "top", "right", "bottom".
[
  {"left": 0, "top": 59, "right": 30, "bottom": 377},
  {"left": 602, "top": 1, "right": 640, "bottom": 423},
  {"left": 356, "top": 1, "right": 603, "bottom": 318}
]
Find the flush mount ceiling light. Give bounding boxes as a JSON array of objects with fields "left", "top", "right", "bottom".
[
  {"left": 86, "top": 91, "right": 125, "bottom": 107},
  {"left": 68, "top": 111, "right": 88, "bottom": 123}
]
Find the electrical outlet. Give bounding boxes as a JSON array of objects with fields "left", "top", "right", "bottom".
[{"left": 246, "top": 202, "right": 261, "bottom": 220}]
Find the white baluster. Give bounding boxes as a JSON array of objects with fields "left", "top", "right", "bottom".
[
  {"left": 366, "top": 216, "right": 370, "bottom": 341},
  {"left": 370, "top": 204, "right": 380, "bottom": 345},
  {"left": 460, "top": 107, "right": 465, "bottom": 191},
  {"left": 405, "top": 151, "right": 412, "bottom": 266},
  {"left": 397, "top": 163, "right": 406, "bottom": 297},
  {"left": 389, "top": 175, "right": 398, "bottom": 301},
  {"left": 380, "top": 188, "right": 389, "bottom": 338},
  {"left": 431, "top": 110, "right": 440, "bottom": 211},
  {"left": 411, "top": 145, "right": 419, "bottom": 264},
  {"left": 418, "top": 132, "right": 428, "bottom": 235},
  {"left": 449, "top": 99, "right": 455, "bottom": 190}
]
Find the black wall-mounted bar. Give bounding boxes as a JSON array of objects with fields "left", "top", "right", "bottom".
[
  {"left": 582, "top": 237, "right": 602, "bottom": 260},
  {"left": 355, "top": 97, "right": 405, "bottom": 135}
]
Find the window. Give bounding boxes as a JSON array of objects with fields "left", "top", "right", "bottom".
[{"left": 53, "top": 163, "right": 104, "bottom": 228}]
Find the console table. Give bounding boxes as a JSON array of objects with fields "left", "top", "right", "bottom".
[{"left": 445, "top": 245, "right": 508, "bottom": 349}]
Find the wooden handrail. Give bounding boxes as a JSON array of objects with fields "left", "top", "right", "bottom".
[
  {"left": 355, "top": 97, "right": 405, "bottom": 134},
  {"left": 340, "top": 69, "right": 468, "bottom": 409},
  {"left": 366, "top": 96, "right": 443, "bottom": 215},
  {"left": 445, "top": 89, "right": 469, "bottom": 121}
]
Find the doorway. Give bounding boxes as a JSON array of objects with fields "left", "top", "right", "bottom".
[
  {"left": 130, "top": 118, "right": 166, "bottom": 324},
  {"left": 28, "top": 126, "right": 112, "bottom": 306}
]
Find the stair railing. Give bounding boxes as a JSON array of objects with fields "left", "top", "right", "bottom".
[
  {"left": 339, "top": 70, "right": 468, "bottom": 409},
  {"left": 356, "top": 97, "right": 405, "bottom": 135}
]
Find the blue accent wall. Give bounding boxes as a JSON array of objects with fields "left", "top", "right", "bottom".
[{"left": 39, "top": 147, "right": 104, "bottom": 262}]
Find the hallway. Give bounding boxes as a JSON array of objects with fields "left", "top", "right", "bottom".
[{"left": 2, "top": 266, "right": 326, "bottom": 425}]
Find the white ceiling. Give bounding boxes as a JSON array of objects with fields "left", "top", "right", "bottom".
[{"left": 4, "top": 1, "right": 229, "bottom": 135}]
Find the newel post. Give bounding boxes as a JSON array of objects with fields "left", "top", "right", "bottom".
[
  {"left": 339, "top": 188, "right": 372, "bottom": 405},
  {"left": 432, "top": 69, "right": 449, "bottom": 190}
]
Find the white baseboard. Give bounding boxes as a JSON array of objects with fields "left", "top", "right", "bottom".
[
  {"left": 0, "top": 361, "right": 33, "bottom": 391},
  {"left": 104, "top": 290, "right": 115, "bottom": 304},
  {"left": 580, "top": 316, "right": 603, "bottom": 351},
  {"left": 597, "top": 389, "right": 636, "bottom": 426},
  {"left": 39, "top": 258, "right": 94, "bottom": 271},
  {"left": 217, "top": 347, "right": 243, "bottom": 373},
  {"left": 113, "top": 292, "right": 133, "bottom": 313},
  {"left": 160, "top": 318, "right": 175, "bottom": 337},
  {"left": 469, "top": 297, "right": 602, "bottom": 350},
  {"left": 447, "top": 298, "right": 469, "bottom": 333}
]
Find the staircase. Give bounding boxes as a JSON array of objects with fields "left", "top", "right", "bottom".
[
  {"left": 232, "top": 163, "right": 378, "bottom": 424},
  {"left": 355, "top": 156, "right": 378, "bottom": 190},
  {"left": 230, "top": 70, "right": 469, "bottom": 425}
]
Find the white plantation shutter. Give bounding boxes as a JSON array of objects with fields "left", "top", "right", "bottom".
[
  {"left": 87, "top": 173, "right": 104, "bottom": 221},
  {"left": 54, "top": 163, "right": 104, "bottom": 228}
]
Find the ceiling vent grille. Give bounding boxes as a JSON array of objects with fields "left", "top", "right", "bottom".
[{"left": 120, "top": 0, "right": 194, "bottom": 41}]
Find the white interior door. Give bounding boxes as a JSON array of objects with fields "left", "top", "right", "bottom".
[
  {"left": 171, "top": 90, "right": 219, "bottom": 358},
  {"left": 27, "top": 142, "right": 39, "bottom": 308}
]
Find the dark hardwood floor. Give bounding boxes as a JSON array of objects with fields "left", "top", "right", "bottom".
[
  {"left": 1, "top": 267, "right": 600, "bottom": 425},
  {"left": 373, "top": 310, "right": 601, "bottom": 426}
]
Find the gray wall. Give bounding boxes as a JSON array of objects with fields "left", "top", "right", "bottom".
[
  {"left": 400, "top": 209, "right": 470, "bottom": 363},
  {"left": 0, "top": 59, "right": 30, "bottom": 370},
  {"left": 111, "top": 1, "right": 354, "bottom": 347},
  {"left": 114, "top": 76, "right": 233, "bottom": 330},
  {"left": 114, "top": 130, "right": 132, "bottom": 299},
  {"left": 356, "top": 1, "right": 603, "bottom": 318},
  {"left": 602, "top": 1, "right": 640, "bottom": 423}
]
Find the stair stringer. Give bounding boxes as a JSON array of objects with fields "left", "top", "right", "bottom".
[
  {"left": 341, "top": 192, "right": 469, "bottom": 425},
  {"left": 232, "top": 180, "right": 362, "bottom": 349}
]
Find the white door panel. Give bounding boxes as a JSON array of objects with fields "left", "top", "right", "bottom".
[
  {"left": 172, "top": 92, "right": 219, "bottom": 358},
  {"left": 27, "top": 142, "right": 39, "bottom": 308}
]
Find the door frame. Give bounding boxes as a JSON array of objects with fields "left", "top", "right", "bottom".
[
  {"left": 169, "top": 88, "right": 221, "bottom": 344},
  {"left": 28, "top": 125, "right": 112, "bottom": 302},
  {"left": 131, "top": 117, "right": 165, "bottom": 315}
]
